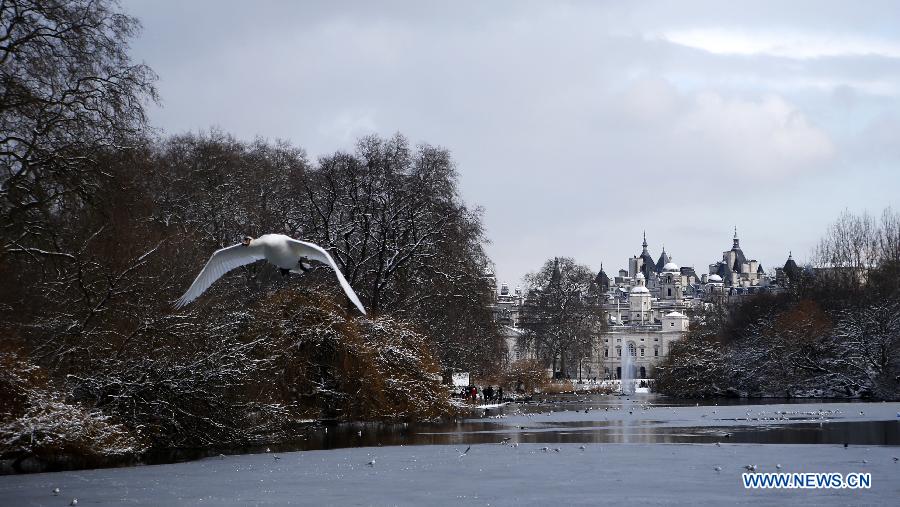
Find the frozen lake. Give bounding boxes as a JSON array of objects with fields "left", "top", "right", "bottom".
[
  {"left": 1, "top": 396, "right": 899, "bottom": 505},
  {"left": 182, "top": 395, "right": 898, "bottom": 456}
]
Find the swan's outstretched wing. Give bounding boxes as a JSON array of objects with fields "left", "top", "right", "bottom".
[
  {"left": 289, "top": 239, "right": 367, "bottom": 315},
  {"left": 175, "top": 243, "right": 264, "bottom": 308}
]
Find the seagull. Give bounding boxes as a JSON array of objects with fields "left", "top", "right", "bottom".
[
  {"left": 775, "top": 464, "right": 782, "bottom": 470},
  {"left": 715, "top": 442, "right": 721, "bottom": 447},
  {"left": 714, "top": 466, "right": 722, "bottom": 472},
  {"left": 458, "top": 446, "right": 471, "bottom": 457},
  {"left": 52, "top": 488, "right": 60, "bottom": 496},
  {"left": 744, "top": 465, "right": 757, "bottom": 471},
  {"left": 892, "top": 456, "right": 898, "bottom": 462},
  {"left": 579, "top": 445, "right": 586, "bottom": 451},
  {"left": 70, "top": 500, "right": 78, "bottom": 506},
  {"left": 366, "top": 458, "right": 376, "bottom": 467},
  {"left": 273, "top": 455, "right": 281, "bottom": 461},
  {"left": 175, "top": 234, "right": 366, "bottom": 314}
]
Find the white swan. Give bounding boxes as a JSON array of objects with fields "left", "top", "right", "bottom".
[{"left": 175, "top": 234, "right": 366, "bottom": 314}]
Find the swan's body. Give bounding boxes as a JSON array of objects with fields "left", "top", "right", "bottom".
[{"left": 176, "top": 234, "right": 366, "bottom": 314}]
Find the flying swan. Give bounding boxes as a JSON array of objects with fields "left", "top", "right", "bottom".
[{"left": 175, "top": 234, "right": 366, "bottom": 314}]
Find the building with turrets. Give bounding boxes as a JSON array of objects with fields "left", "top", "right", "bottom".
[
  {"left": 628, "top": 232, "right": 657, "bottom": 281},
  {"left": 706, "top": 228, "right": 771, "bottom": 291},
  {"left": 591, "top": 233, "right": 698, "bottom": 381}
]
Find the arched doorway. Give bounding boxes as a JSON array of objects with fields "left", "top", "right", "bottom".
[
  {"left": 639, "top": 366, "right": 646, "bottom": 378},
  {"left": 616, "top": 366, "right": 621, "bottom": 379}
]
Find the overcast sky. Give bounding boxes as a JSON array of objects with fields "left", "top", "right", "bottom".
[{"left": 123, "top": 0, "right": 900, "bottom": 287}]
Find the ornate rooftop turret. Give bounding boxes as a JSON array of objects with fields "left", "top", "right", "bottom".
[
  {"left": 595, "top": 262, "right": 610, "bottom": 291},
  {"left": 783, "top": 251, "right": 800, "bottom": 281},
  {"left": 730, "top": 226, "right": 747, "bottom": 269},
  {"left": 638, "top": 231, "right": 655, "bottom": 278},
  {"left": 655, "top": 244, "right": 671, "bottom": 273}
]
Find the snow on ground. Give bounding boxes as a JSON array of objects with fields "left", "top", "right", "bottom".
[{"left": 0, "top": 443, "right": 897, "bottom": 506}]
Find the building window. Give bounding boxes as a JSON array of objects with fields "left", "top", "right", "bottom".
[
  {"left": 654, "top": 347, "right": 659, "bottom": 357},
  {"left": 670, "top": 322, "right": 675, "bottom": 327},
  {"left": 667, "top": 288, "right": 672, "bottom": 297},
  {"left": 654, "top": 337, "right": 659, "bottom": 341},
  {"left": 617, "top": 347, "right": 622, "bottom": 357},
  {"left": 640, "top": 347, "right": 644, "bottom": 357},
  {"left": 604, "top": 348, "right": 609, "bottom": 358}
]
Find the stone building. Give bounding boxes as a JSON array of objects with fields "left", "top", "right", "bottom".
[
  {"left": 485, "top": 273, "right": 531, "bottom": 364},
  {"left": 706, "top": 228, "right": 770, "bottom": 288},
  {"left": 591, "top": 234, "right": 696, "bottom": 380}
]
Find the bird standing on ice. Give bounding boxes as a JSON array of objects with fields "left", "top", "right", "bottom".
[{"left": 175, "top": 234, "right": 366, "bottom": 314}]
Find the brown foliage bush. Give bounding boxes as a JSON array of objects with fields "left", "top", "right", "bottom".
[{"left": 249, "top": 288, "right": 452, "bottom": 421}]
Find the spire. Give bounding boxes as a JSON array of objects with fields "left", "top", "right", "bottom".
[
  {"left": 641, "top": 230, "right": 648, "bottom": 253},
  {"left": 788, "top": 250, "right": 793, "bottom": 260},
  {"left": 550, "top": 257, "right": 561, "bottom": 284},
  {"left": 732, "top": 226, "right": 740, "bottom": 249}
]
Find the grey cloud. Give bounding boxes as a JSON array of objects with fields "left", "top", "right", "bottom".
[{"left": 122, "top": 0, "right": 900, "bottom": 284}]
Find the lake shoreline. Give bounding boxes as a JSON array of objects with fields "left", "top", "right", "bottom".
[{"left": 3, "top": 396, "right": 898, "bottom": 476}]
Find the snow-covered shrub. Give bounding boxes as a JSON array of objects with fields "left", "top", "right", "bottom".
[
  {"left": 250, "top": 288, "right": 453, "bottom": 421},
  {"left": 0, "top": 350, "right": 42, "bottom": 421},
  {"left": 0, "top": 351, "right": 142, "bottom": 468},
  {"left": 655, "top": 333, "right": 728, "bottom": 398},
  {"left": 63, "top": 309, "right": 292, "bottom": 448},
  {"left": 1, "top": 392, "right": 143, "bottom": 460}
]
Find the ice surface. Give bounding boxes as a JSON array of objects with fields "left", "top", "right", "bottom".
[
  {"left": 1, "top": 443, "right": 897, "bottom": 505},
  {"left": 488, "top": 400, "right": 900, "bottom": 428},
  {"left": 1, "top": 401, "right": 898, "bottom": 505}
]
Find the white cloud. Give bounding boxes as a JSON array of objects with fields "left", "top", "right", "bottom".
[
  {"left": 611, "top": 78, "right": 835, "bottom": 178},
  {"left": 660, "top": 28, "right": 900, "bottom": 59}
]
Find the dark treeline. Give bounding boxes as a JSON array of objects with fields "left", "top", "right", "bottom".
[
  {"left": 657, "top": 209, "right": 900, "bottom": 400},
  {"left": 0, "top": 0, "right": 500, "bottom": 471}
]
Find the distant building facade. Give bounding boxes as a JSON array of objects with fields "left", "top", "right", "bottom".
[
  {"left": 485, "top": 273, "right": 531, "bottom": 364},
  {"left": 591, "top": 233, "right": 696, "bottom": 380},
  {"left": 489, "top": 229, "right": 792, "bottom": 380}
]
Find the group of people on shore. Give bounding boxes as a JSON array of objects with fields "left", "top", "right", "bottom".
[{"left": 457, "top": 385, "right": 504, "bottom": 404}]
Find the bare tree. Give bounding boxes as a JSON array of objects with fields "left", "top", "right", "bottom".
[
  {"left": 1, "top": 0, "right": 157, "bottom": 256},
  {"left": 521, "top": 257, "right": 603, "bottom": 378}
]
